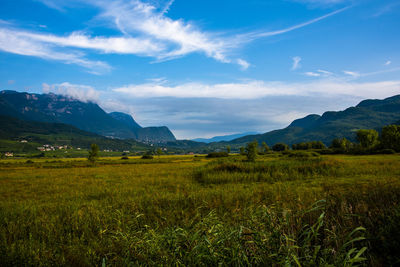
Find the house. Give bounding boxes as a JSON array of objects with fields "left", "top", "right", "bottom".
[{"left": 5, "top": 152, "right": 13, "bottom": 157}]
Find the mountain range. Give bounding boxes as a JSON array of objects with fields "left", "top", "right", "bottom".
[
  {"left": 1, "top": 90, "right": 400, "bottom": 153},
  {"left": 227, "top": 95, "right": 400, "bottom": 146},
  {"left": 0, "top": 90, "right": 175, "bottom": 143}
]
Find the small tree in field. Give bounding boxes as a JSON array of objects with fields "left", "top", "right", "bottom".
[
  {"left": 156, "top": 148, "right": 163, "bottom": 158},
  {"left": 239, "top": 147, "right": 245, "bottom": 155},
  {"left": 246, "top": 140, "right": 258, "bottom": 162},
  {"left": 262, "top": 141, "right": 270, "bottom": 154},
  {"left": 226, "top": 145, "right": 231, "bottom": 154},
  {"left": 88, "top": 143, "right": 99, "bottom": 163}
]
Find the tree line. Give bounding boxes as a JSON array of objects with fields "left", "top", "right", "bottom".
[{"left": 237, "top": 124, "right": 400, "bottom": 161}]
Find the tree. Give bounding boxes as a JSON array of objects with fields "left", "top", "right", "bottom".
[
  {"left": 88, "top": 143, "right": 99, "bottom": 163},
  {"left": 262, "top": 142, "right": 270, "bottom": 154},
  {"left": 245, "top": 140, "right": 258, "bottom": 162},
  {"left": 272, "top": 143, "right": 289, "bottom": 152},
  {"left": 226, "top": 145, "right": 231, "bottom": 154},
  {"left": 330, "top": 138, "right": 352, "bottom": 152},
  {"left": 156, "top": 148, "right": 164, "bottom": 158},
  {"left": 356, "top": 129, "right": 379, "bottom": 150},
  {"left": 239, "top": 147, "right": 245, "bottom": 155},
  {"left": 381, "top": 125, "right": 400, "bottom": 152}
]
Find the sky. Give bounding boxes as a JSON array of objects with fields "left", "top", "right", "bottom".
[{"left": 0, "top": 0, "right": 400, "bottom": 139}]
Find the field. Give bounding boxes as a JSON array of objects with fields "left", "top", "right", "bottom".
[{"left": 1, "top": 154, "right": 400, "bottom": 266}]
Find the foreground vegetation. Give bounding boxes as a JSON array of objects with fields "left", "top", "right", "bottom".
[{"left": 1, "top": 154, "right": 400, "bottom": 265}]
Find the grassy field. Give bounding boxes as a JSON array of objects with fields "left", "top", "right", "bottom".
[{"left": 1, "top": 154, "right": 400, "bottom": 266}]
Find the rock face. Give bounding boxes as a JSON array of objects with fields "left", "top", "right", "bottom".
[
  {"left": 229, "top": 95, "right": 400, "bottom": 146},
  {"left": 0, "top": 90, "right": 176, "bottom": 143}
]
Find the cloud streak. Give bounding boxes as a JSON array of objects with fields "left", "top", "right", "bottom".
[
  {"left": 0, "top": 28, "right": 111, "bottom": 74},
  {"left": 0, "top": 0, "right": 350, "bottom": 71},
  {"left": 292, "top": 56, "right": 302, "bottom": 70},
  {"left": 112, "top": 79, "right": 400, "bottom": 100}
]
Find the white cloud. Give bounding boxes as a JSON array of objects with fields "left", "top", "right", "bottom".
[
  {"left": 236, "top": 59, "right": 250, "bottom": 70},
  {"left": 304, "top": 71, "right": 321, "bottom": 77},
  {"left": 317, "top": 69, "right": 333, "bottom": 75},
  {"left": 161, "top": 0, "right": 175, "bottom": 15},
  {"left": 245, "top": 6, "right": 349, "bottom": 39},
  {"left": 42, "top": 82, "right": 100, "bottom": 102},
  {"left": 385, "top": 60, "right": 392, "bottom": 66},
  {"left": 0, "top": 28, "right": 111, "bottom": 74},
  {"left": 343, "top": 70, "right": 360, "bottom": 78},
  {"left": 292, "top": 56, "right": 302, "bottom": 70},
  {"left": 112, "top": 79, "right": 400, "bottom": 100},
  {"left": 2, "top": 0, "right": 348, "bottom": 70}
]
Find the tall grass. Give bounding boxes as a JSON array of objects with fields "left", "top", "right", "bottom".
[{"left": 0, "top": 154, "right": 399, "bottom": 265}]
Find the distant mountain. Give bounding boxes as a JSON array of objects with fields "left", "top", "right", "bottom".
[
  {"left": 193, "top": 132, "right": 259, "bottom": 143},
  {"left": 229, "top": 95, "right": 400, "bottom": 146},
  {"left": 0, "top": 90, "right": 176, "bottom": 143},
  {"left": 109, "top": 112, "right": 175, "bottom": 143},
  {"left": 109, "top": 112, "right": 142, "bottom": 130},
  {"left": 0, "top": 115, "right": 149, "bottom": 152}
]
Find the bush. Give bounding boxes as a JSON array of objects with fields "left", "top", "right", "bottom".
[
  {"left": 245, "top": 141, "right": 258, "bottom": 162},
  {"left": 25, "top": 159, "right": 34, "bottom": 164},
  {"left": 272, "top": 143, "right": 289, "bottom": 152},
  {"left": 286, "top": 151, "right": 320, "bottom": 158},
  {"left": 375, "top": 149, "right": 396, "bottom": 155},
  {"left": 121, "top": 156, "right": 129, "bottom": 160},
  {"left": 206, "top": 152, "right": 229, "bottom": 158},
  {"left": 318, "top": 148, "right": 335, "bottom": 155},
  {"left": 141, "top": 154, "right": 154, "bottom": 159}
]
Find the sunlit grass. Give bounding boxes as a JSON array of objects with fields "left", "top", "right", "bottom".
[{"left": 0, "top": 154, "right": 399, "bottom": 265}]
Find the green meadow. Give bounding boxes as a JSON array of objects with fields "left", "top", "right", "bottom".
[{"left": 1, "top": 154, "right": 400, "bottom": 266}]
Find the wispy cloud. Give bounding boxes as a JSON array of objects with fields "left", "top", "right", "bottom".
[
  {"left": 343, "top": 70, "right": 360, "bottom": 78},
  {"left": 161, "top": 0, "right": 175, "bottom": 15},
  {"left": 0, "top": 28, "right": 111, "bottom": 74},
  {"left": 244, "top": 6, "right": 350, "bottom": 39},
  {"left": 1, "top": 0, "right": 349, "bottom": 71},
  {"left": 292, "top": 56, "right": 302, "bottom": 70},
  {"left": 42, "top": 82, "right": 100, "bottom": 102},
  {"left": 385, "top": 60, "right": 392, "bottom": 66},
  {"left": 112, "top": 79, "right": 400, "bottom": 100},
  {"left": 317, "top": 69, "right": 333, "bottom": 76},
  {"left": 304, "top": 71, "right": 320, "bottom": 77},
  {"left": 236, "top": 59, "right": 250, "bottom": 70},
  {"left": 372, "top": 2, "right": 400, "bottom": 17}
]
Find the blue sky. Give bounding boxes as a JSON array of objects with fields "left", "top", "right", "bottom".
[{"left": 0, "top": 0, "right": 400, "bottom": 139}]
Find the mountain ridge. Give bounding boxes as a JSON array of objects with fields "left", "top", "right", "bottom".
[
  {"left": 228, "top": 95, "right": 400, "bottom": 146},
  {"left": 0, "top": 90, "right": 176, "bottom": 143}
]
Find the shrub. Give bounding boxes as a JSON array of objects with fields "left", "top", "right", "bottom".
[
  {"left": 141, "top": 154, "right": 154, "bottom": 159},
  {"left": 286, "top": 151, "right": 320, "bottom": 158},
  {"left": 272, "top": 143, "right": 289, "bottom": 152},
  {"left": 206, "top": 152, "right": 229, "bottom": 158},
  {"left": 88, "top": 144, "right": 99, "bottom": 163},
  {"left": 245, "top": 141, "right": 258, "bottom": 162},
  {"left": 375, "top": 149, "right": 396, "bottom": 155},
  {"left": 121, "top": 156, "right": 129, "bottom": 160}
]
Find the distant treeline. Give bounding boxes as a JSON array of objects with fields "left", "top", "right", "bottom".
[{"left": 236, "top": 124, "right": 400, "bottom": 156}]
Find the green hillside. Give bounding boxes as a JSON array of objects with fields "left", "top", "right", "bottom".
[
  {"left": 0, "top": 115, "right": 150, "bottom": 153},
  {"left": 229, "top": 95, "right": 400, "bottom": 146}
]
